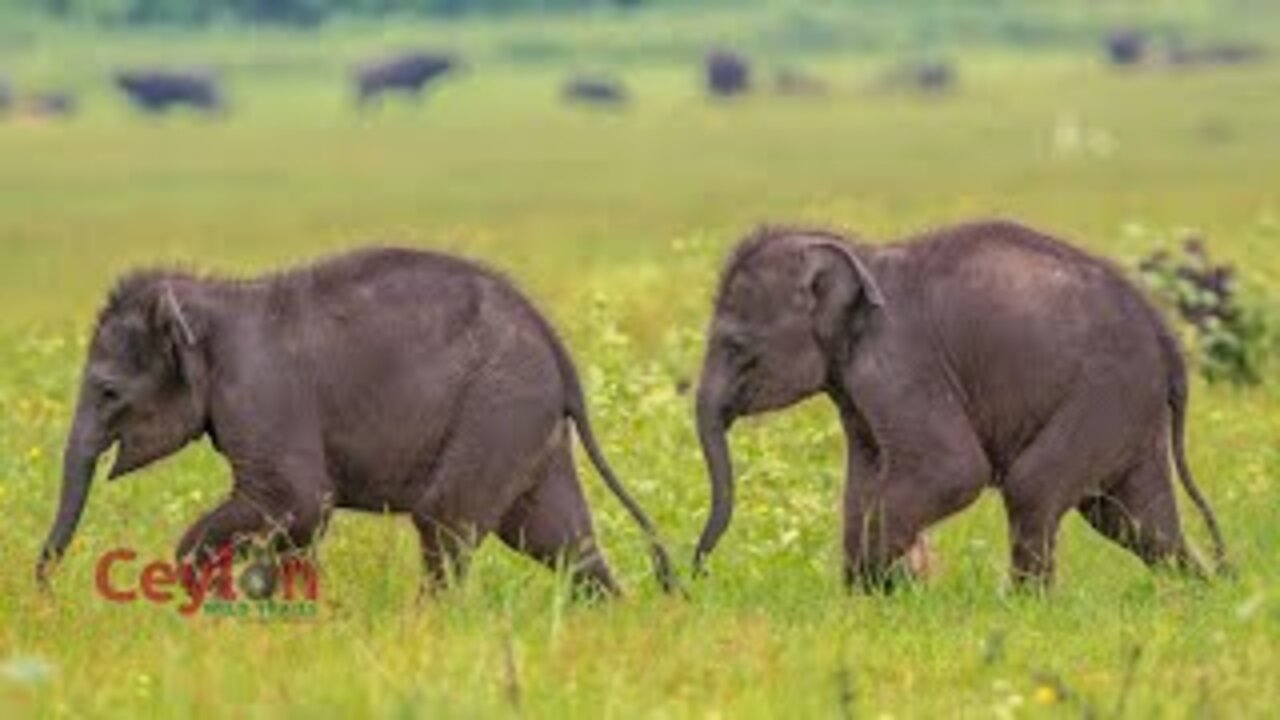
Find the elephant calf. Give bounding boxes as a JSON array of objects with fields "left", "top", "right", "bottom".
[
  {"left": 38, "top": 247, "right": 677, "bottom": 597},
  {"left": 693, "top": 219, "right": 1228, "bottom": 590}
]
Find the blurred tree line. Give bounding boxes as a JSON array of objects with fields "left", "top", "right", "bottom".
[
  {"left": 7, "top": 0, "right": 1264, "bottom": 33},
  {"left": 28, "top": 0, "right": 669, "bottom": 26}
]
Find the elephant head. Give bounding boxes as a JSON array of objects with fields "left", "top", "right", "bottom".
[
  {"left": 693, "top": 228, "right": 883, "bottom": 574},
  {"left": 37, "top": 274, "right": 211, "bottom": 585}
]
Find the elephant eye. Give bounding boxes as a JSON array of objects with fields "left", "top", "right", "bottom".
[
  {"left": 97, "top": 382, "right": 123, "bottom": 407},
  {"left": 721, "top": 335, "right": 759, "bottom": 371}
]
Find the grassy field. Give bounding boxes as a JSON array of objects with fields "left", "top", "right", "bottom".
[{"left": 1, "top": 9, "right": 1279, "bottom": 718}]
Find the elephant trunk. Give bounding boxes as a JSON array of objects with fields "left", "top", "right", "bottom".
[
  {"left": 37, "top": 398, "right": 103, "bottom": 586},
  {"left": 693, "top": 370, "right": 736, "bottom": 576}
]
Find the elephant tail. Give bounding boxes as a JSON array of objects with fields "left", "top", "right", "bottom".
[
  {"left": 1159, "top": 324, "right": 1230, "bottom": 574},
  {"left": 538, "top": 319, "right": 682, "bottom": 595}
]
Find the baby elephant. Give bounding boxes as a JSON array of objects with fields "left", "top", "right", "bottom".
[
  {"left": 38, "top": 248, "right": 677, "bottom": 597},
  {"left": 693, "top": 220, "right": 1228, "bottom": 590}
]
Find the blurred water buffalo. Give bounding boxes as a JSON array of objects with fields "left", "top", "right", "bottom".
[
  {"left": 28, "top": 91, "right": 77, "bottom": 119},
  {"left": 877, "top": 60, "right": 957, "bottom": 95},
  {"left": 115, "top": 70, "right": 223, "bottom": 114},
  {"left": 706, "top": 50, "right": 750, "bottom": 97},
  {"left": 1107, "top": 29, "right": 1148, "bottom": 66},
  {"left": 774, "top": 67, "right": 829, "bottom": 97},
  {"left": 354, "top": 52, "right": 459, "bottom": 106},
  {"left": 562, "top": 75, "right": 628, "bottom": 106},
  {"left": 1168, "top": 40, "right": 1267, "bottom": 68},
  {"left": 909, "top": 61, "right": 955, "bottom": 93}
]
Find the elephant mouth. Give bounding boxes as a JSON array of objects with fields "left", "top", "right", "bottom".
[
  {"left": 110, "top": 439, "right": 168, "bottom": 481},
  {"left": 105, "top": 440, "right": 139, "bottom": 480}
]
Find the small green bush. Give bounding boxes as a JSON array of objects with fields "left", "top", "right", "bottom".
[{"left": 1137, "top": 231, "right": 1274, "bottom": 385}]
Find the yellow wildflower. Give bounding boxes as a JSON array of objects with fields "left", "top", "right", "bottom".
[{"left": 1033, "top": 684, "right": 1059, "bottom": 705}]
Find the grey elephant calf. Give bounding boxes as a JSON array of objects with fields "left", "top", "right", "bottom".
[
  {"left": 38, "top": 247, "right": 678, "bottom": 597},
  {"left": 693, "top": 219, "right": 1228, "bottom": 590}
]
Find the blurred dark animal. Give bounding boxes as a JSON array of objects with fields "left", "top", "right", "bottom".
[
  {"left": 911, "top": 61, "right": 955, "bottom": 93},
  {"left": 706, "top": 50, "right": 750, "bottom": 97},
  {"left": 27, "top": 91, "right": 77, "bottom": 118},
  {"left": 354, "top": 52, "right": 458, "bottom": 106},
  {"left": 879, "top": 60, "right": 956, "bottom": 95},
  {"left": 1107, "top": 29, "right": 1148, "bottom": 66},
  {"left": 562, "top": 75, "right": 628, "bottom": 106},
  {"left": 1168, "top": 40, "right": 1267, "bottom": 68},
  {"left": 774, "top": 67, "right": 828, "bottom": 97},
  {"left": 115, "top": 70, "right": 222, "bottom": 114}
]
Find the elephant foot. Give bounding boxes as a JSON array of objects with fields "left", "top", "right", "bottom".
[{"left": 903, "top": 533, "right": 937, "bottom": 581}]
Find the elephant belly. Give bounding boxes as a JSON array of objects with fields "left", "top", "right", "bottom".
[
  {"left": 314, "top": 350, "right": 473, "bottom": 513},
  {"left": 320, "top": 389, "right": 459, "bottom": 513}
]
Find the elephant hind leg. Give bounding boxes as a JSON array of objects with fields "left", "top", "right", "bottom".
[
  {"left": 998, "top": 391, "right": 1139, "bottom": 589},
  {"left": 1000, "top": 492, "right": 1069, "bottom": 591},
  {"left": 1078, "top": 453, "right": 1202, "bottom": 576},
  {"left": 497, "top": 437, "right": 620, "bottom": 599},
  {"left": 409, "top": 375, "right": 565, "bottom": 595},
  {"left": 412, "top": 515, "right": 475, "bottom": 593}
]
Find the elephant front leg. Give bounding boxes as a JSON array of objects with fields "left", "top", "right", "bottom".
[
  {"left": 842, "top": 456, "right": 986, "bottom": 592},
  {"left": 843, "top": 490, "right": 956, "bottom": 591},
  {"left": 174, "top": 495, "right": 272, "bottom": 599},
  {"left": 175, "top": 491, "right": 328, "bottom": 601},
  {"left": 843, "top": 487, "right": 914, "bottom": 592},
  {"left": 839, "top": 421, "right": 918, "bottom": 591},
  {"left": 413, "top": 515, "right": 474, "bottom": 595},
  {"left": 838, "top": 395, "right": 990, "bottom": 591}
]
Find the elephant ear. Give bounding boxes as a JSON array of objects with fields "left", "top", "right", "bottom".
[
  {"left": 148, "top": 282, "right": 203, "bottom": 383},
  {"left": 800, "top": 235, "right": 884, "bottom": 348},
  {"left": 103, "top": 280, "right": 210, "bottom": 482},
  {"left": 160, "top": 285, "right": 197, "bottom": 343}
]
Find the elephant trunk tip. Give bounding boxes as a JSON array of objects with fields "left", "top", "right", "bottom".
[
  {"left": 691, "top": 550, "right": 710, "bottom": 579},
  {"left": 651, "top": 545, "right": 690, "bottom": 599},
  {"left": 35, "top": 547, "right": 61, "bottom": 591},
  {"left": 692, "top": 517, "right": 728, "bottom": 578}
]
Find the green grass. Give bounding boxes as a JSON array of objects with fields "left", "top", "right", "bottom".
[{"left": 1, "top": 12, "right": 1279, "bottom": 718}]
